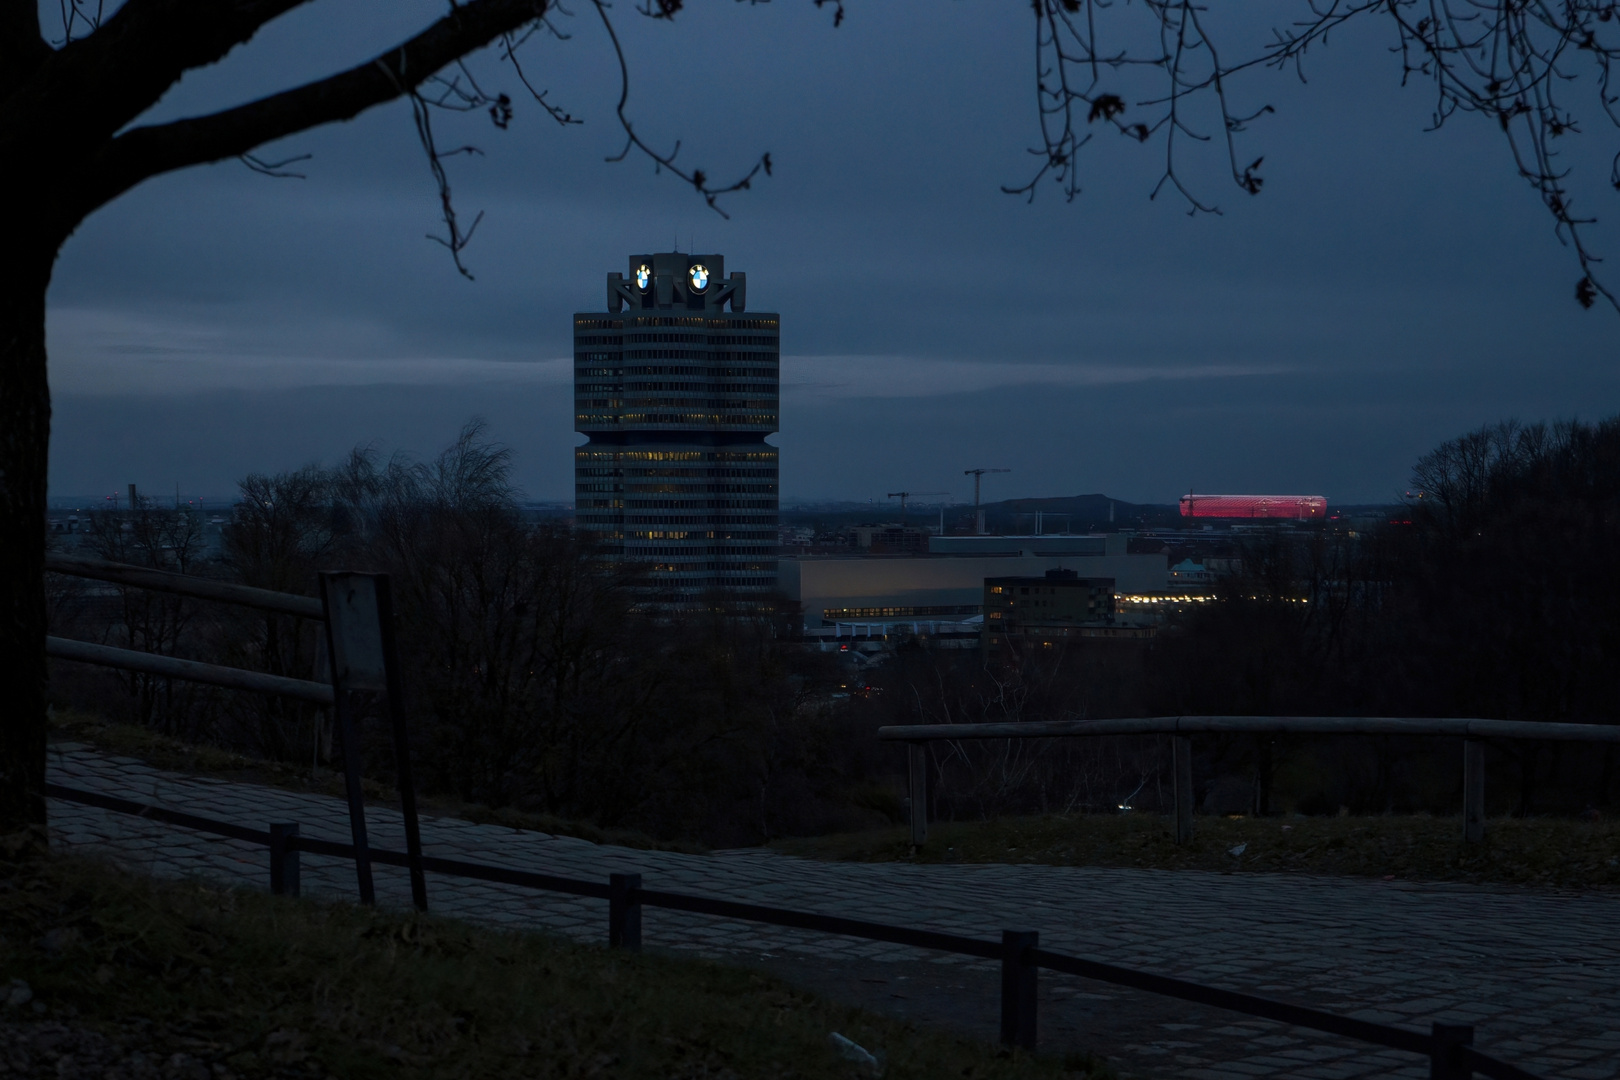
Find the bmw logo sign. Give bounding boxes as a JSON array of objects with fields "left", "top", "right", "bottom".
[
  {"left": 634, "top": 264, "right": 652, "bottom": 291},
  {"left": 688, "top": 264, "right": 710, "bottom": 292}
]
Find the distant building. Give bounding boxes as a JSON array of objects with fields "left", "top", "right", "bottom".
[
  {"left": 982, "top": 568, "right": 1154, "bottom": 657},
  {"left": 1179, "top": 494, "right": 1327, "bottom": 521},
  {"left": 573, "top": 252, "right": 780, "bottom": 606},
  {"left": 778, "top": 547, "right": 1169, "bottom": 631},
  {"left": 1168, "top": 558, "right": 1214, "bottom": 586}
]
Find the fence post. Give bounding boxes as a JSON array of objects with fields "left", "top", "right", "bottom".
[
  {"left": 1173, "top": 735, "right": 1195, "bottom": 844},
  {"left": 269, "top": 823, "right": 300, "bottom": 898},
  {"left": 374, "top": 575, "right": 428, "bottom": 912},
  {"left": 1462, "top": 739, "right": 1485, "bottom": 844},
  {"left": 908, "top": 742, "right": 928, "bottom": 849},
  {"left": 609, "top": 873, "right": 642, "bottom": 952},
  {"left": 320, "top": 572, "right": 383, "bottom": 906},
  {"left": 1429, "top": 1021, "right": 1474, "bottom": 1080},
  {"left": 999, "top": 929, "right": 1038, "bottom": 1051}
]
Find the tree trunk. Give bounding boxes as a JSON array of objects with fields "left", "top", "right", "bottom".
[{"left": 0, "top": 246, "right": 54, "bottom": 837}]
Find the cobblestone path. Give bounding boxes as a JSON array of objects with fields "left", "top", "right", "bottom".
[{"left": 46, "top": 743, "right": 1620, "bottom": 1080}]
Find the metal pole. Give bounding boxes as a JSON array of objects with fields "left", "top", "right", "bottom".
[
  {"left": 908, "top": 742, "right": 928, "bottom": 849},
  {"left": 1463, "top": 739, "right": 1486, "bottom": 844},
  {"left": 609, "top": 873, "right": 643, "bottom": 951},
  {"left": 320, "top": 575, "right": 376, "bottom": 906},
  {"left": 1429, "top": 1022, "right": 1474, "bottom": 1080},
  {"left": 1173, "top": 735, "right": 1195, "bottom": 844},
  {"left": 269, "top": 822, "right": 300, "bottom": 898},
  {"left": 375, "top": 575, "right": 428, "bottom": 912},
  {"left": 1000, "top": 929, "right": 1038, "bottom": 1050}
]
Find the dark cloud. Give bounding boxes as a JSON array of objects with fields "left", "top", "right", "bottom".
[{"left": 45, "top": 0, "right": 1618, "bottom": 505}]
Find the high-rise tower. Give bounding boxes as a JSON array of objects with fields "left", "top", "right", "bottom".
[{"left": 573, "top": 252, "right": 779, "bottom": 605}]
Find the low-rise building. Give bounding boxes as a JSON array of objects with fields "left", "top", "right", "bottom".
[
  {"left": 778, "top": 545, "right": 1169, "bottom": 631},
  {"left": 982, "top": 568, "right": 1156, "bottom": 658}
]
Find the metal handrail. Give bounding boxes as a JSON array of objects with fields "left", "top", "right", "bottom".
[
  {"left": 877, "top": 715, "right": 1620, "bottom": 743},
  {"left": 43, "top": 781, "right": 1540, "bottom": 1080},
  {"left": 45, "top": 637, "right": 334, "bottom": 705},
  {"left": 43, "top": 554, "right": 425, "bottom": 911}
]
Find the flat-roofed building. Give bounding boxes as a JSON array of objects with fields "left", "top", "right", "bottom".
[
  {"left": 778, "top": 549, "right": 1168, "bottom": 630},
  {"left": 982, "top": 568, "right": 1154, "bottom": 657}
]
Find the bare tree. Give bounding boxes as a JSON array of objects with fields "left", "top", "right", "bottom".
[
  {"left": 0, "top": 0, "right": 775, "bottom": 835},
  {"left": 1021, "top": 0, "right": 1620, "bottom": 310}
]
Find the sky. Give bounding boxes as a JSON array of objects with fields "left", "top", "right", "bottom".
[{"left": 44, "top": 0, "right": 1620, "bottom": 506}]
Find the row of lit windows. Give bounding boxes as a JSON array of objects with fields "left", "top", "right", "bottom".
[
  {"left": 574, "top": 316, "right": 778, "bottom": 331},
  {"left": 821, "top": 605, "right": 982, "bottom": 620},
  {"left": 631, "top": 484, "right": 775, "bottom": 494},
  {"left": 620, "top": 349, "right": 706, "bottom": 360},
  {"left": 574, "top": 450, "right": 776, "bottom": 463},
  {"left": 628, "top": 569, "right": 780, "bottom": 586},
  {"left": 617, "top": 363, "right": 775, "bottom": 376},
  {"left": 608, "top": 467, "right": 777, "bottom": 478},
  {"left": 630, "top": 316, "right": 707, "bottom": 328},
  {"left": 579, "top": 413, "right": 777, "bottom": 425},
  {"left": 708, "top": 318, "right": 778, "bottom": 330},
  {"left": 622, "top": 482, "right": 776, "bottom": 493},
  {"left": 619, "top": 413, "right": 777, "bottom": 424},
  {"left": 583, "top": 469, "right": 769, "bottom": 479},
  {"left": 595, "top": 399, "right": 779, "bottom": 410},
  {"left": 618, "top": 544, "right": 777, "bottom": 553},
  {"left": 619, "top": 383, "right": 778, "bottom": 394},
  {"left": 612, "top": 531, "right": 777, "bottom": 543}
]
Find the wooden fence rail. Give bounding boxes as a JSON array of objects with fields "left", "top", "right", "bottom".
[
  {"left": 876, "top": 716, "right": 1620, "bottom": 847},
  {"left": 44, "top": 554, "right": 425, "bottom": 909}
]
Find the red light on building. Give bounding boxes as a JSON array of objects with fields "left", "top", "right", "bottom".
[{"left": 1179, "top": 494, "right": 1327, "bottom": 520}]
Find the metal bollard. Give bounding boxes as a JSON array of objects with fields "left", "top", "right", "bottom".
[
  {"left": 1429, "top": 1022, "right": 1474, "bottom": 1080},
  {"left": 908, "top": 743, "right": 928, "bottom": 849},
  {"left": 1172, "top": 735, "right": 1195, "bottom": 844},
  {"left": 609, "top": 873, "right": 642, "bottom": 952},
  {"left": 269, "top": 823, "right": 301, "bottom": 898},
  {"left": 1000, "top": 929, "right": 1038, "bottom": 1050},
  {"left": 1462, "top": 740, "right": 1486, "bottom": 844}
]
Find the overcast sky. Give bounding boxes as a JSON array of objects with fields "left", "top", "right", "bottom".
[{"left": 45, "top": 0, "right": 1620, "bottom": 506}]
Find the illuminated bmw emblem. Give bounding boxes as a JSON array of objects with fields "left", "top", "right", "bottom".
[
  {"left": 688, "top": 264, "right": 710, "bottom": 292},
  {"left": 634, "top": 264, "right": 651, "bottom": 290}
]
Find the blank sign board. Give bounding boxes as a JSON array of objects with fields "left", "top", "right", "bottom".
[{"left": 322, "top": 572, "right": 388, "bottom": 692}]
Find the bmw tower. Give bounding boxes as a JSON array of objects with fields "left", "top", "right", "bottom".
[{"left": 573, "top": 252, "right": 780, "bottom": 606}]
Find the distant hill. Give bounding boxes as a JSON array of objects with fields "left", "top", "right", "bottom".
[{"left": 978, "top": 494, "right": 1180, "bottom": 532}]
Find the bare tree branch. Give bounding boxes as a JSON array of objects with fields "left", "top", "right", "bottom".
[
  {"left": 590, "top": 0, "right": 771, "bottom": 219},
  {"left": 238, "top": 150, "right": 311, "bottom": 178},
  {"left": 1014, "top": 0, "right": 1620, "bottom": 312},
  {"left": 74, "top": 0, "right": 548, "bottom": 221},
  {"left": 2, "top": 0, "right": 315, "bottom": 154}
]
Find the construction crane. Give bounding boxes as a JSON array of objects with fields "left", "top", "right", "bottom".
[
  {"left": 886, "top": 491, "right": 948, "bottom": 522},
  {"left": 963, "top": 468, "right": 1010, "bottom": 535}
]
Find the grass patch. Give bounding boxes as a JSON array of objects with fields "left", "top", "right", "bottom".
[
  {"left": 772, "top": 813, "right": 1620, "bottom": 890},
  {"left": 0, "top": 851, "right": 1110, "bottom": 1079},
  {"left": 46, "top": 709, "right": 692, "bottom": 852}
]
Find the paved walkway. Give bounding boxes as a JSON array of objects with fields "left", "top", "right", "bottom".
[{"left": 45, "top": 743, "right": 1620, "bottom": 1080}]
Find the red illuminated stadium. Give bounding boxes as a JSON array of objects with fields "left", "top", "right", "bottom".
[{"left": 1179, "top": 494, "right": 1328, "bottom": 520}]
